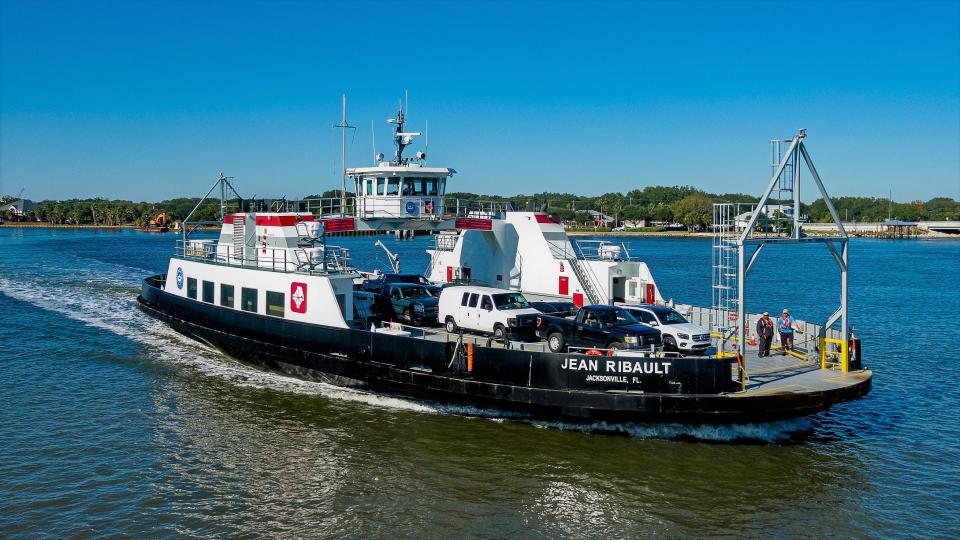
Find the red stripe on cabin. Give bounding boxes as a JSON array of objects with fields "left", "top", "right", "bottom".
[
  {"left": 455, "top": 218, "right": 493, "bottom": 230},
  {"left": 254, "top": 215, "right": 316, "bottom": 227},
  {"left": 223, "top": 214, "right": 246, "bottom": 224},
  {"left": 534, "top": 213, "right": 554, "bottom": 224},
  {"left": 321, "top": 217, "right": 355, "bottom": 232}
]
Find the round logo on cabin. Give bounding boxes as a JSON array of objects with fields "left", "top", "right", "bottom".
[
  {"left": 405, "top": 201, "right": 417, "bottom": 214},
  {"left": 176, "top": 267, "right": 184, "bottom": 289}
]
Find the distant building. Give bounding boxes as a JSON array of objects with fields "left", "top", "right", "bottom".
[
  {"left": 735, "top": 204, "right": 807, "bottom": 230},
  {"left": 0, "top": 199, "right": 36, "bottom": 217},
  {"left": 622, "top": 219, "right": 647, "bottom": 228},
  {"left": 586, "top": 210, "right": 615, "bottom": 227}
]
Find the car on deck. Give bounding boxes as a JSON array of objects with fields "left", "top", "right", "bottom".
[
  {"left": 535, "top": 305, "right": 662, "bottom": 353},
  {"left": 439, "top": 286, "right": 540, "bottom": 339},
  {"left": 622, "top": 305, "right": 710, "bottom": 354},
  {"left": 378, "top": 283, "right": 439, "bottom": 326},
  {"left": 363, "top": 273, "right": 442, "bottom": 296}
]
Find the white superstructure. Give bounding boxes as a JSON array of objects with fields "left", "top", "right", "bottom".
[
  {"left": 164, "top": 212, "right": 360, "bottom": 329},
  {"left": 425, "top": 211, "right": 663, "bottom": 307}
]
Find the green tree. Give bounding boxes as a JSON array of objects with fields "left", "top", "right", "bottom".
[
  {"left": 574, "top": 211, "right": 592, "bottom": 227},
  {"left": 671, "top": 194, "right": 714, "bottom": 231}
]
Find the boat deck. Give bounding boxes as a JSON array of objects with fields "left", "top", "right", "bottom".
[{"left": 734, "top": 349, "right": 870, "bottom": 397}]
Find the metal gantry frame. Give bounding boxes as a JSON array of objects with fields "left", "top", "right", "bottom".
[
  {"left": 181, "top": 173, "right": 243, "bottom": 243},
  {"left": 726, "top": 129, "right": 850, "bottom": 377}
]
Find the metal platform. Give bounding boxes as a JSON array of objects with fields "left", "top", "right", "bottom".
[{"left": 734, "top": 349, "right": 870, "bottom": 397}]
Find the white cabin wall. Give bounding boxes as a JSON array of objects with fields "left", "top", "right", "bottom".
[{"left": 163, "top": 258, "right": 350, "bottom": 328}]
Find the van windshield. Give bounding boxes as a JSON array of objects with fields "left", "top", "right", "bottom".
[{"left": 492, "top": 292, "right": 530, "bottom": 310}]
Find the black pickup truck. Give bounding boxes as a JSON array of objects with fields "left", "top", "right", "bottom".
[
  {"left": 362, "top": 273, "right": 442, "bottom": 296},
  {"left": 535, "top": 305, "right": 662, "bottom": 353}
]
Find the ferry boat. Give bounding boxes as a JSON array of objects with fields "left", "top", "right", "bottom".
[{"left": 138, "top": 107, "right": 872, "bottom": 423}]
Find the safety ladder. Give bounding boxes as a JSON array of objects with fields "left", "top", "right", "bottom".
[
  {"left": 711, "top": 203, "right": 738, "bottom": 339},
  {"left": 232, "top": 216, "right": 244, "bottom": 263},
  {"left": 568, "top": 257, "right": 604, "bottom": 305}
]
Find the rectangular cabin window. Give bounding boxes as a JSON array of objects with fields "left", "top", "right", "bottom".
[
  {"left": 461, "top": 292, "right": 470, "bottom": 306},
  {"left": 426, "top": 179, "right": 438, "bottom": 196},
  {"left": 386, "top": 178, "right": 400, "bottom": 196},
  {"left": 377, "top": 177, "right": 386, "bottom": 195},
  {"left": 468, "top": 293, "right": 479, "bottom": 308},
  {"left": 202, "top": 280, "right": 215, "bottom": 303},
  {"left": 366, "top": 180, "right": 373, "bottom": 195},
  {"left": 266, "top": 291, "right": 284, "bottom": 317},
  {"left": 241, "top": 287, "right": 258, "bottom": 312},
  {"left": 221, "top": 284, "right": 235, "bottom": 308},
  {"left": 439, "top": 178, "right": 446, "bottom": 195},
  {"left": 187, "top": 277, "right": 197, "bottom": 299}
]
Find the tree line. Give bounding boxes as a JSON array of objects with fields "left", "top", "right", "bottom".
[{"left": 2, "top": 187, "right": 958, "bottom": 228}]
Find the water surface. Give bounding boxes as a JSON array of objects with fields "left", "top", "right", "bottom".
[{"left": 1, "top": 228, "right": 958, "bottom": 537}]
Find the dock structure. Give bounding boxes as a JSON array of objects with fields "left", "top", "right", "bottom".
[{"left": 711, "top": 130, "right": 855, "bottom": 388}]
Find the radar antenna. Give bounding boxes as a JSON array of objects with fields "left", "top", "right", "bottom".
[{"left": 387, "top": 93, "right": 421, "bottom": 164}]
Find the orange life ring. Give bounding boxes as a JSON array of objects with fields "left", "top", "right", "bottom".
[{"left": 585, "top": 348, "right": 603, "bottom": 356}]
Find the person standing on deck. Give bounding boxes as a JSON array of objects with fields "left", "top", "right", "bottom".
[
  {"left": 777, "top": 308, "right": 794, "bottom": 355},
  {"left": 756, "top": 312, "right": 774, "bottom": 357}
]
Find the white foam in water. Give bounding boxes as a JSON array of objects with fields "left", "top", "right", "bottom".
[
  {"left": 0, "top": 269, "right": 812, "bottom": 442},
  {"left": 530, "top": 417, "right": 813, "bottom": 443}
]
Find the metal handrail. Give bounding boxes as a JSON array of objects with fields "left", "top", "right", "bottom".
[{"left": 175, "top": 240, "right": 355, "bottom": 275}]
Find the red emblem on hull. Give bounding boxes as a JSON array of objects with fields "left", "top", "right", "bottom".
[{"left": 290, "top": 282, "right": 307, "bottom": 313}]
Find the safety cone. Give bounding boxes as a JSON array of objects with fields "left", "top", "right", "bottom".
[{"left": 749, "top": 334, "right": 757, "bottom": 346}]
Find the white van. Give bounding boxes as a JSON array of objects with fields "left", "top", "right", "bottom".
[{"left": 439, "top": 286, "right": 541, "bottom": 339}]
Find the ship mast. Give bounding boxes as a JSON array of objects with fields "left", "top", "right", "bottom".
[
  {"left": 389, "top": 92, "right": 420, "bottom": 164},
  {"left": 333, "top": 94, "right": 355, "bottom": 217}
]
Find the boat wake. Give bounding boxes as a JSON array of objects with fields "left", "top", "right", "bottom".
[
  {"left": 0, "top": 263, "right": 813, "bottom": 443},
  {"left": 530, "top": 417, "right": 814, "bottom": 443}
]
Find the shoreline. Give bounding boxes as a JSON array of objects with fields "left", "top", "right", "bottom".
[{"left": 2, "top": 222, "right": 956, "bottom": 239}]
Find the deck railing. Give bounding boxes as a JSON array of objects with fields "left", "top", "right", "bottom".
[
  {"left": 681, "top": 304, "right": 845, "bottom": 366},
  {"left": 176, "top": 240, "right": 354, "bottom": 275}
]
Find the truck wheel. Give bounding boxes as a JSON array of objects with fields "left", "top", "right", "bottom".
[
  {"left": 547, "top": 332, "right": 565, "bottom": 353},
  {"left": 663, "top": 336, "right": 677, "bottom": 351},
  {"left": 493, "top": 324, "right": 506, "bottom": 339},
  {"left": 407, "top": 307, "right": 418, "bottom": 325},
  {"left": 445, "top": 317, "right": 458, "bottom": 333},
  {"left": 608, "top": 341, "right": 624, "bottom": 350}
]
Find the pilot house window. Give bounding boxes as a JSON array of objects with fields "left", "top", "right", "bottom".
[
  {"left": 187, "top": 277, "right": 197, "bottom": 299},
  {"left": 241, "top": 287, "right": 258, "bottom": 312},
  {"left": 386, "top": 178, "right": 400, "bottom": 196},
  {"left": 266, "top": 291, "right": 285, "bottom": 318}
]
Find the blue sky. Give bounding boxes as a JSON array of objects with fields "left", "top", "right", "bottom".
[{"left": 1, "top": 0, "right": 958, "bottom": 202}]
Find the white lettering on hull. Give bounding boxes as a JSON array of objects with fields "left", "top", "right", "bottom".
[{"left": 562, "top": 358, "right": 672, "bottom": 376}]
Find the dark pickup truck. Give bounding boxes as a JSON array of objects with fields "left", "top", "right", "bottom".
[
  {"left": 535, "top": 305, "right": 663, "bottom": 353},
  {"left": 362, "top": 273, "right": 442, "bottom": 296}
]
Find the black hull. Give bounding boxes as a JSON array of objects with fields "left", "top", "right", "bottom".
[{"left": 138, "top": 276, "right": 871, "bottom": 424}]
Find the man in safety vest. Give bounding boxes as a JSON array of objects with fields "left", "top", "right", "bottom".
[{"left": 777, "top": 308, "right": 794, "bottom": 355}]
